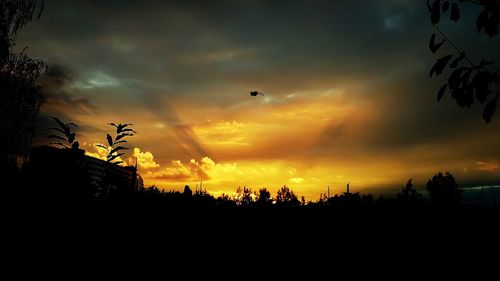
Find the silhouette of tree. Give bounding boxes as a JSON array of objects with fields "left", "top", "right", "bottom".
[
  {"left": 216, "top": 193, "right": 237, "bottom": 209},
  {"left": 427, "top": 0, "right": 500, "bottom": 122},
  {"left": 0, "top": 0, "right": 44, "bottom": 61},
  {"left": 0, "top": 0, "right": 46, "bottom": 172},
  {"left": 255, "top": 188, "right": 272, "bottom": 207},
  {"left": 328, "top": 192, "right": 363, "bottom": 207},
  {"left": 360, "top": 194, "right": 375, "bottom": 206},
  {"left": 426, "top": 172, "right": 461, "bottom": 205},
  {"left": 183, "top": 185, "right": 193, "bottom": 197},
  {"left": 397, "top": 179, "right": 424, "bottom": 205},
  {"left": 192, "top": 189, "right": 217, "bottom": 208},
  {"left": 236, "top": 186, "right": 254, "bottom": 207},
  {"left": 275, "top": 186, "right": 300, "bottom": 207},
  {"left": 145, "top": 185, "right": 161, "bottom": 194},
  {"left": 315, "top": 193, "right": 329, "bottom": 208},
  {"left": 300, "top": 196, "right": 307, "bottom": 206}
]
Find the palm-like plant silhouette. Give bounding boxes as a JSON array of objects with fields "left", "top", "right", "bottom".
[
  {"left": 96, "top": 123, "right": 136, "bottom": 165},
  {"left": 47, "top": 117, "right": 79, "bottom": 150}
]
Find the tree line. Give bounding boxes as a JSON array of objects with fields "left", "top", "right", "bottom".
[{"left": 119, "top": 172, "right": 465, "bottom": 210}]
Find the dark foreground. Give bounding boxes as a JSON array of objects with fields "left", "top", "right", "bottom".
[{"left": 4, "top": 195, "right": 500, "bottom": 277}]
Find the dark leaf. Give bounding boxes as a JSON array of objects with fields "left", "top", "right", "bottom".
[
  {"left": 430, "top": 55, "right": 453, "bottom": 77},
  {"left": 472, "top": 70, "right": 492, "bottom": 103},
  {"left": 442, "top": 1, "right": 449, "bottom": 12},
  {"left": 121, "top": 128, "right": 136, "bottom": 134},
  {"left": 96, "top": 144, "right": 109, "bottom": 151},
  {"left": 50, "top": 117, "right": 66, "bottom": 131},
  {"left": 47, "top": 135, "right": 67, "bottom": 142},
  {"left": 450, "top": 86, "right": 469, "bottom": 108},
  {"left": 47, "top": 127, "right": 65, "bottom": 134},
  {"left": 450, "top": 3, "right": 460, "bottom": 21},
  {"left": 482, "top": 96, "right": 498, "bottom": 123},
  {"left": 108, "top": 153, "right": 125, "bottom": 162},
  {"left": 463, "top": 84, "right": 475, "bottom": 108},
  {"left": 114, "top": 140, "right": 128, "bottom": 145},
  {"left": 484, "top": 11, "right": 499, "bottom": 38},
  {"left": 68, "top": 122, "right": 78, "bottom": 127},
  {"left": 449, "top": 52, "right": 465, "bottom": 68},
  {"left": 437, "top": 84, "right": 448, "bottom": 102},
  {"left": 68, "top": 133, "right": 75, "bottom": 144},
  {"left": 476, "top": 9, "right": 488, "bottom": 32},
  {"left": 116, "top": 123, "right": 133, "bottom": 134},
  {"left": 429, "top": 34, "right": 446, "bottom": 53},
  {"left": 106, "top": 134, "right": 113, "bottom": 147},
  {"left": 63, "top": 125, "right": 71, "bottom": 137},
  {"left": 37, "top": 0, "right": 45, "bottom": 20},
  {"left": 109, "top": 146, "right": 128, "bottom": 155},
  {"left": 475, "top": 88, "right": 490, "bottom": 103},
  {"left": 448, "top": 67, "right": 468, "bottom": 89},
  {"left": 117, "top": 124, "right": 127, "bottom": 132},
  {"left": 461, "top": 68, "right": 474, "bottom": 87},
  {"left": 473, "top": 70, "right": 493, "bottom": 88},
  {"left": 115, "top": 133, "right": 133, "bottom": 141},
  {"left": 51, "top": 142, "right": 69, "bottom": 149},
  {"left": 431, "top": 0, "right": 442, "bottom": 25}
]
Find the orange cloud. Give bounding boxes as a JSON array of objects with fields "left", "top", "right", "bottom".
[
  {"left": 145, "top": 158, "right": 210, "bottom": 182},
  {"left": 289, "top": 177, "right": 305, "bottom": 184},
  {"left": 193, "top": 121, "right": 262, "bottom": 147},
  {"left": 130, "top": 147, "right": 160, "bottom": 169},
  {"left": 476, "top": 161, "right": 500, "bottom": 172}
]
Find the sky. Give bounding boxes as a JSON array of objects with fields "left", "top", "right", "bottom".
[{"left": 15, "top": 0, "right": 500, "bottom": 199}]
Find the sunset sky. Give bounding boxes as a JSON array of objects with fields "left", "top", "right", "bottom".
[{"left": 17, "top": 0, "right": 500, "bottom": 199}]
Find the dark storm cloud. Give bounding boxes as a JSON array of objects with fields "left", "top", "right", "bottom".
[
  {"left": 34, "top": 64, "right": 101, "bottom": 146},
  {"left": 40, "top": 64, "right": 98, "bottom": 115},
  {"left": 19, "top": 0, "right": 429, "bottom": 93},
  {"left": 315, "top": 66, "right": 500, "bottom": 159}
]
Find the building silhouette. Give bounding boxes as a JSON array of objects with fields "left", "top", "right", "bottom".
[{"left": 28, "top": 146, "right": 143, "bottom": 198}]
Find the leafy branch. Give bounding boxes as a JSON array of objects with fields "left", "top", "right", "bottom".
[
  {"left": 96, "top": 123, "right": 136, "bottom": 165},
  {"left": 47, "top": 117, "right": 79, "bottom": 150},
  {"left": 428, "top": 0, "right": 500, "bottom": 123}
]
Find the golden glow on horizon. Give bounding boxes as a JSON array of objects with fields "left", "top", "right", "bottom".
[{"left": 41, "top": 84, "right": 500, "bottom": 200}]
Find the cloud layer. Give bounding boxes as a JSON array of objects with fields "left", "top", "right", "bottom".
[{"left": 17, "top": 0, "right": 500, "bottom": 198}]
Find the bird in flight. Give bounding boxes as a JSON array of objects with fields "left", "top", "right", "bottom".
[{"left": 250, "top": 91, "right": 264, "bottom": 96}]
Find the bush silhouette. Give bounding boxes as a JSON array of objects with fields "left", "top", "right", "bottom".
[
  {"left": 256, "top": 188, "right": 273, "bottom": 207},
  {"left": 426, "top": 172, "right": 461, "bottom": 205},
  {"left": 397, "top": 179, "right": 424, "bottom": 206}
]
